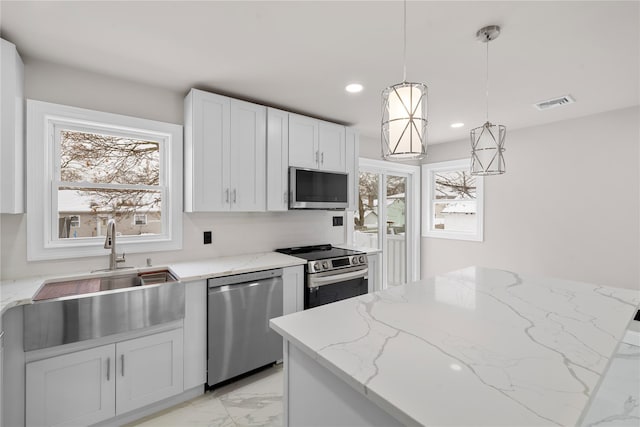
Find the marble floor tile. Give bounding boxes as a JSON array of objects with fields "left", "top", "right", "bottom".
[{"left": 128, "top": 365, "right": 283, "bottom": 427}]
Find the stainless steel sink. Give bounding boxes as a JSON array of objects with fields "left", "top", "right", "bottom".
[
  {"left": 24, "top": 269, "right": 183, "bottom": 351},
  {"left": 32, "top": 270, "right": 178, "bottom": 301}
]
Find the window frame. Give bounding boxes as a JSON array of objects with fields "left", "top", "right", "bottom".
[
  {"left": 421, "top": 159, "right": 484, "bottom": 242},
  {"left": 27, "top": 100, "right": 183, "bottom": 261}
]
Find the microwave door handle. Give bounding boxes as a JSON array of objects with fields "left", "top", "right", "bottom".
[{"left": 308, "top": 268, "right": 368, "bottom": 287}]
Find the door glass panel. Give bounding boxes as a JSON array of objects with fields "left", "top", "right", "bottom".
[
  {"left": 354, "top": 172, "right": 379, "bottom": 250},
  {"left": 386, "top": 175, "right": 406, "bottom": 286}
]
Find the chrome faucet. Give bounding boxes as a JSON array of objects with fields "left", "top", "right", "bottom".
[{"left": 104, "top": 219, "right": 126, "bottom": 270}]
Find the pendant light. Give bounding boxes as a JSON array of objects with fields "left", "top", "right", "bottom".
[
  {"left": 470, "top": 25, "right": 506, "bottom": 175},
  {"left": 381, "top": 0, "right": 427, "bottom": 161}
]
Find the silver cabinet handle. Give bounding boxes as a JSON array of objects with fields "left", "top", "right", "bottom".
[
  {"left": 121, "top": 354, "right": 125, "bottom": 376},
  {"left": 233, "top": 189, "right": 237, "bottom": 203},
  {"left": 106, "top": 357, "right": 110, "bottom": 381},
  {"left": 283, "top": 191, "right": 288, "bottom": 204},
  {"left": 225, "top": 188, "right": 229, "bottom": 203},
  {"left": 321, "top": 152, "right": 324, "bottom": 165},
  {"left": 315, "top": 151, "right": 319, "bottom": 164}
]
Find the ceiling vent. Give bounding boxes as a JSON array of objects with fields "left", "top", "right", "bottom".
[{"left": 533, "top": 95, "right": 575, "bottom": 111}]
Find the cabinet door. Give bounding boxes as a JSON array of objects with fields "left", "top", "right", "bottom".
[
  {"left": 1, "top": 39, "right": 25, "bottom": 214},
  {"left": 183, "top": 280, "right": 207, "bottom": 390},
  {"left": 283, "top": 265, "right": 304, "bottom": 315},
  {"left": 26, "top": 344, "right": 115, "bottom": 427},
  {"left": 267, "top": 108, "right": 289, "bottom": 211},
  {"left": 184, "top": 89, "right": 230, "bottom": 212},
  {"left": 318, "top": 121, "right": 346, "bottom": 172},
  {"left": 367, "top": 254, "right": 379, "bottom": 293},
  {"left": 229, "top": 99, "right": 266, "bottom": 211},
  {"left": 115, "top": 328, "right": 183, "bottom": 415},
  {"left": 345, "top": 128, "right": 359, "bottom": 211},
  {"left": 288, "top": 113, "right": 319, "bottom": 169},
  {"left": 0, "top": 332, "right": 3, "bottom": 426}
]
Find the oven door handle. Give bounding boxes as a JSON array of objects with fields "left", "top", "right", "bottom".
[{"left": 308, "top": 268, "right": 368, "bottom": 288}]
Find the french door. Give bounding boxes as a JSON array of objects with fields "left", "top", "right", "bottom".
[{"left": 348, "top": 158, "right": 420, "bottom": 289}]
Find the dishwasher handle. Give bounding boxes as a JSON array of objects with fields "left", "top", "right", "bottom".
[{"left": 208, "top": 268, "right": 283, "bottom": 289}]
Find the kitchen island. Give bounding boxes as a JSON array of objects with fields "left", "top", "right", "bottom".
[{"left": 270, "top": 267, "right": 639, "bottom": 426}]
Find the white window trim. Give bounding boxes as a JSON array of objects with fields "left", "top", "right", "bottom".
[
  {"left": 421, "top": 158, "right": 484, "bottom": 242},
  {"left": 26, "top": 100, "right": 183, "bottom": 261}
]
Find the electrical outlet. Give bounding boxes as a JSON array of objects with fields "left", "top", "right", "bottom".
[
  {"left": 203, "top": 231, "right": 212, "bottom": 244},
  {"left": 332, "top": 216, "right": 344, "bottom": 227}
]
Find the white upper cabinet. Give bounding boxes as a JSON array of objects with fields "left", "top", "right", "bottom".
[
  {"left": 266, "top": 108, "right": 289, "bottom": 211},
  {"left": 184, "top": 89, "right": 266, "bottom": 212},
  {"left": 345, "top": 127, "right": 360, "bottom": 211},
  {"left": 229, "top": 99, "right": 267, "bottom": 211},
  {"left": 289, "top": 113, "right": 346, "bottom": 172},
  {"left": 288, "top": 113, "right": 318, "bottom": 170},
  {"left": 1, "top": 38, "right": 25, "bottom": 214},
  {"left": 318, "top": 121, "right": 346, "bottom": 172}
]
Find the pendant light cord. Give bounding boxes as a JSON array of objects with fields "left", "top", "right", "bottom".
[
  {"left": 485, "top": 35, "right": 490, "bottom": 122},
  {"left": 402, "top": 0, "right": 407, "bottom": 82}
]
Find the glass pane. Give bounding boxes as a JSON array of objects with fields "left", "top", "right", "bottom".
[
  {"left": 57, "top": 188, "right": 162, "bottom": 239},
  {"left": 60, "top": 129, "right": 160, "bottom": 186},
  {"left": 354, "top": 172, "right": 379, "bottom": 249},
  {"left": 386, "top": 175, "right": 406, "bottom": 286},
  {"left": 434, "top": 170, "right": 476, "bottom": 200},
  {"left": 433, "top": 201, "right": 477, "bottom": 233}
]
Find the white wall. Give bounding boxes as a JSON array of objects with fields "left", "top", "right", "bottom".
[
  {"left": 0, "top": 59, "right": 346, "bottom": 280},
  {"left": 422, "top": 106, "right": 640, "bottom": 290}
]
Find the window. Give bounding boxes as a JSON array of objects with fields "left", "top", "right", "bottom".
[
  {"left": 422, "top": 159, "right": 484, "bottom": 241},
  {"left": 27, "top": 100, "right": 183, "bottom": 260},
  {"left": 133, "top": 214, "right": 148, "bottom": 226},
  {"left": 69, "top": 215, "right": 80, "bottom": 227}
]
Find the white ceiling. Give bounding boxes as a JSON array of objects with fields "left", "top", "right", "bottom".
[{"left": 1, "top": 1, "right": 638, "bottom": 144}]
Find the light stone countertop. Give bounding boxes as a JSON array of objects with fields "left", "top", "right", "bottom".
[
  {"left": 335, "top": 244, "right": 382, "bottom": 255},
  {"left": 167, "top": 251, "right": 305, "bottom": 282},
  {"left": 580, "top": 329, "right": 640, "bottom": 427},
  {"left": 0, "top": 251, "right": 305, "bottom": 316},
  {"left": 270, "top": 266, "right": 640, "bottom": 427}
]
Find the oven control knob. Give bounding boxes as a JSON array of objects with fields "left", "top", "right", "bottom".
[
  {"left": 352, "top": 257, "right": 359, "bottom": 265},
  {"left": 314, "top": 262, "right": 322, "bottom": 271},
  {"left": 359, "top": 256, "right": 366, "bottom": 263},
  {"left": 322, "top": 261, "right": 329, "bottom": 269}
]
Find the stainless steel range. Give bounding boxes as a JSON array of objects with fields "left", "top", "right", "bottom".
[{"left": 276, "top": 244, "right": 368, "bottom": 309}]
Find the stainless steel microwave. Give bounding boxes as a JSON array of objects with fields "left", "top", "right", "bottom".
[{"left": 289, "top": 167, "right": 348, "bottom": 210}]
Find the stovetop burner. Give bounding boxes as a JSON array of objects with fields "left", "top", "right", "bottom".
[{"left": 276, "top": 244, "right": 363, "bottom": 261}]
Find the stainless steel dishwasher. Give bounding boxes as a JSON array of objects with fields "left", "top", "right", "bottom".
[{"left": 207, "top": 268, "right": 283, "bottom": 387}]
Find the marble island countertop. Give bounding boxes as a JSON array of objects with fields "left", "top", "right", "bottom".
[
  {"left": 270, "top": 267, "right": 640, "bottom": 426},
  {"left": 0, "top": 251, "right": 305, "bottom": 316}
]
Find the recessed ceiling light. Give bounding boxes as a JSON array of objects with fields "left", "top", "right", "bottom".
[
  {"left": 345, "top": 83, "right": 363, "bottom": 93},
  {"left": 450, "top": 122, "right": 464, "bottom": 128}
]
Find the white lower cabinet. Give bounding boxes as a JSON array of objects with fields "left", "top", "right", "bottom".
[
  {"left": 0, "top": 331, "right": 4, "bottom": 426},
  {"left": 183, "top": 280, "right": 207, "bottom": 389},
  {"left": 367, "top": 254, "right": 380, "bottom": 293},
  {"left": 26, "top": 328, "right": 183, "bottom": 427},
  {"left": 283, "top": 265, "right": 304, "bottom": 315},
  {"left": 115, "top": 329, "right": 184, "bottom": 415},
  {"left": 26, "top": 344, "right": 115, "bottom": 427}
]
